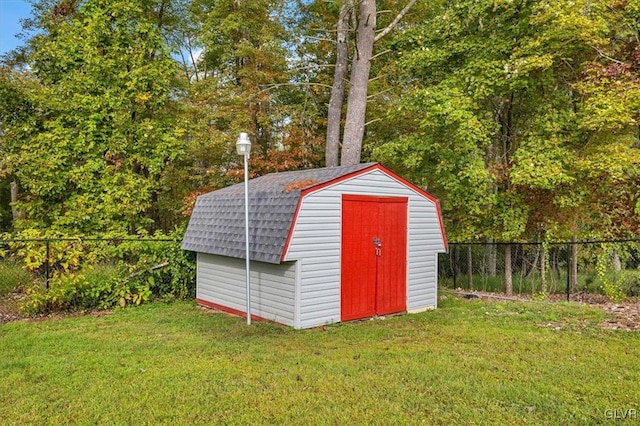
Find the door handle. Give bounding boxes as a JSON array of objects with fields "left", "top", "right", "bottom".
[{"left": 373, "top": 237, "right": 382, "bottom": 257}]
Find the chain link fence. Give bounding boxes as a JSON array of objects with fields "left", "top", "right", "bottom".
[
  {"left": 439, "top": 241, "right": 640, "bottom": 301},
  {"left": 0, "top": 237, "right": 192, "bottom": 323},
  {"left": 5, "top": 238, "right": 640, "bottom": 321}
]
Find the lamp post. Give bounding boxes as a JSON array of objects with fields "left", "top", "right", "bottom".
[{"left": 236, "top": 132, "right": 252, "bottom": 325}]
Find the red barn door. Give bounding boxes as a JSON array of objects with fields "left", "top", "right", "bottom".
[{"left": 341, "top": 195, "right": 408, "bottom": 321}]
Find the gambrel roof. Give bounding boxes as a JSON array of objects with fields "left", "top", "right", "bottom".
[{"left": 182, "top": 163, "right": 377, "bottom": 264}]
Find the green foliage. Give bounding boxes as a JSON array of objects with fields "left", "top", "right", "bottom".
[
  {"left": 6, "top": 228, "right": 196, "bottom": 315},
  {"left": 0, "top": 261, "right": 34, "bottom": 296},
  {"left": 2, "top": 0, "right": 639, "bottom": 247},
  {"left": 179, "top": 0, "right": 324, "bottom": 189},
  {"left": 444, "top": 242, "right": 640, "bottom": 299},
  {"left": 612, "top": 270, "right": 640, "bottom": 297},
  {"left": 571, "top": 243, "right": 640, "bottom": 300},
  {"left": 1, "top": 0, "right": 326, "bottom": 233},
  {"left": 375, "top": 0, "right": 640, "bottom": 242},
  {"left": 595, "top": 246, "right": 625, "bottom": 302},
  {"left": 1, "top": 0, "right": 187, "bottom": 235},
  {"left": 22, "top": 265, "right": 121, "bottom": 315},
  {"left": 510, "top": 136, "right": 575, "bottom": 190},
  {"left": 0, "top": 181, "right": 14, "bottom": 232},
  {"left": 587, "top": 266, "right": 640, "bottom": 301},
  {"left": 374, "top": 86, "right": 494, "bottom": 241},
  {"left": 21, "top": 251, "right": 195, "bottom": 316},
  {"left": 600, "top": 279, "right": 626, "bottom": 303}
]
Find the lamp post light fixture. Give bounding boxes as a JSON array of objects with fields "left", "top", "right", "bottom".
[{"left": 236, "top": 132, "right": 252, "bottom": 325}]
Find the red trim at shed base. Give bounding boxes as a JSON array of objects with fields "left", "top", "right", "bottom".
[{"left": 196, "top": 298, "right": 280, "bottom": 325}]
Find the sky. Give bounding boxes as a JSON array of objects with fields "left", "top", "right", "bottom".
[{"left": 0, "top": 0, "right": 32, "bottom": 55}]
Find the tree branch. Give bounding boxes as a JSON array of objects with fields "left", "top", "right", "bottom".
[
  {"left": 374, "top": 0, "right": 417, "bottom": 42},
  {"left": 364, "top": 117, "right": 382, "bottom": 126},
  {"left": 370, "top": 49, "right": 391, "bottom": 61},
  {"left": 593, "top": 46, "right": 626, "bottom": 65},
  {"left": 367, "top": 87, "right": 394, "bottom": 100},
  {"left": 255, "top": 82, "right": 334, "bottom": 96}
]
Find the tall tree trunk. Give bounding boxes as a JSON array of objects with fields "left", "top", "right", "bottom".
[
  {"left": 505, "top": 244, "right": 513, "bottom": 296},
  {"left": 518, "top": 245, "right": 528, "bottom": 277},
  {"left": 612, "top": 251, "right": 622, "bottom": 272},
  {"left": 527, "top": 245, "right": 539, "bottom": 279},
  {"left": 331, "top": 0, "right": 416, "bottom": 166},
  {"left": 487, "top": 239, "right": 497, "bottom": 276},
  {"left": 10, "top": 181, "right": 21, "bottom": 221},
  {"left": 325, "top": 2, "right": 352, "bottom": 167},
  {"left": 450, "top": 248, "right": 458, "bottom": 289},
  {"left": 454, "top": 244, "right": 461, "bottom": 285},
  {"left": 340, "top": 0, "right": 376, "bottom": 166}
]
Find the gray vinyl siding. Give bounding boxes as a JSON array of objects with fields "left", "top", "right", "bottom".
[
  {"left": 196, "top": 253, "right": 297, "bottom": 327},
  {"left": 407, "top": 253, "right": 438, "bottom": 311},
  {"left": 284, "top": 169, "right": 446, "bottom": 329}
]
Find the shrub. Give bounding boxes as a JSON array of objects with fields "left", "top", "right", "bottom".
[
  {"left": 605, "top": 269, "right": 640, "bottom": 298},
  {"left": 22, "top": 264, "right": 158, "bottom": 315},
  {"left": 21, "top": 265, "right": 118, "bottom": 315},
  {"left": 595, "top": 251, "right": 627, "bottom": 302},
  {"left": 18, "top": 230, "right": 196, "bottom": 315},
  {"left": 0, "top": 261, "right": 34, "bottom": 296}
]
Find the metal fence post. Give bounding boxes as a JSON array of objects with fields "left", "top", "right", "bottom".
[
  {"left": 566, "top": 243, "right": 570, "bottom": 302},
  {"left": 452, "top": 245, "right": 458, "bottom": 289}
]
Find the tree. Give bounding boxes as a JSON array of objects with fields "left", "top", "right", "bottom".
[
  {"left": 575, "top": 0, "right": 640, "bottom": 239},
  {"left": 0, "top": 0, "right": 186, "bottom": 234},
  {"left": 325, "top": 2, "right": 352, "bottom": 167},
  {"left": 374, "top": 0, "right": 640, "bottom": 294},
  {"left": 341, "top": 0, "right": 419, "bottom": 165},
  {"left": 180, "top": 0, "right": 324, "bottom": 190},
  {"left": 338, "top": 0, "right": 377, "bottom": 165},
  {"left": 314, "top": 0, "right": 417, "bottom": 166}
]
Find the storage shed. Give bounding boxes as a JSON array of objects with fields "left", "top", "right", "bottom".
[{"left": 182, "top": 162, "right": 447, "bottom": 329}]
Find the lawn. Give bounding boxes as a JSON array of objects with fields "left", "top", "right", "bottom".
[{"left": 1, "top": 295, "right": 639, "bottom": 425}]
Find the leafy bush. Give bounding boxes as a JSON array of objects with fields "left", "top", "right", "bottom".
[
  {"left": 21, "top": 256, "right": 195, "bottom": 316},
  {"left": 622, "top": 271, "right": 640, "bottom": 296},
  {"left": 601, "top": 279, "right": 626, "bottom": 303},
  {"left": 0, "top": 261, "right": 34, "bottom": 296},
  {"left": 21, "top": 265, "right": 121, "bottom": 314},
  {"left": 601, "top": 270, "right": 640, "bottom": 299},
  {"left": 15, "top": 228, "right": 196, "bottom": 315}
]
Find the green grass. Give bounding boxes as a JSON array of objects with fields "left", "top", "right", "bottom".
[{"left": 1, "top": 296, "right": 639, "bottom": 425}]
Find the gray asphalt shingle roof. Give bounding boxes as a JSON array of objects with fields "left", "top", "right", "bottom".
[{"left": 182, "top": 163, "right": 376, "bottom": 264}]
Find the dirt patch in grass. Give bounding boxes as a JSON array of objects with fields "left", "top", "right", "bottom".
[
  {"left": 454, "top": 289, "right": 640, "bottom": 331},
  {"left": 597, "top": 303, "right": 640, "bottom": 331},
  {"left": 0, "top": 292, "right": 23, "bottom": 324}
]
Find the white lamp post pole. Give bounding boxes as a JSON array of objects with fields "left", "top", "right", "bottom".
[{"left": 236, "top": 132, "right": 252, "bottom": 325}]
